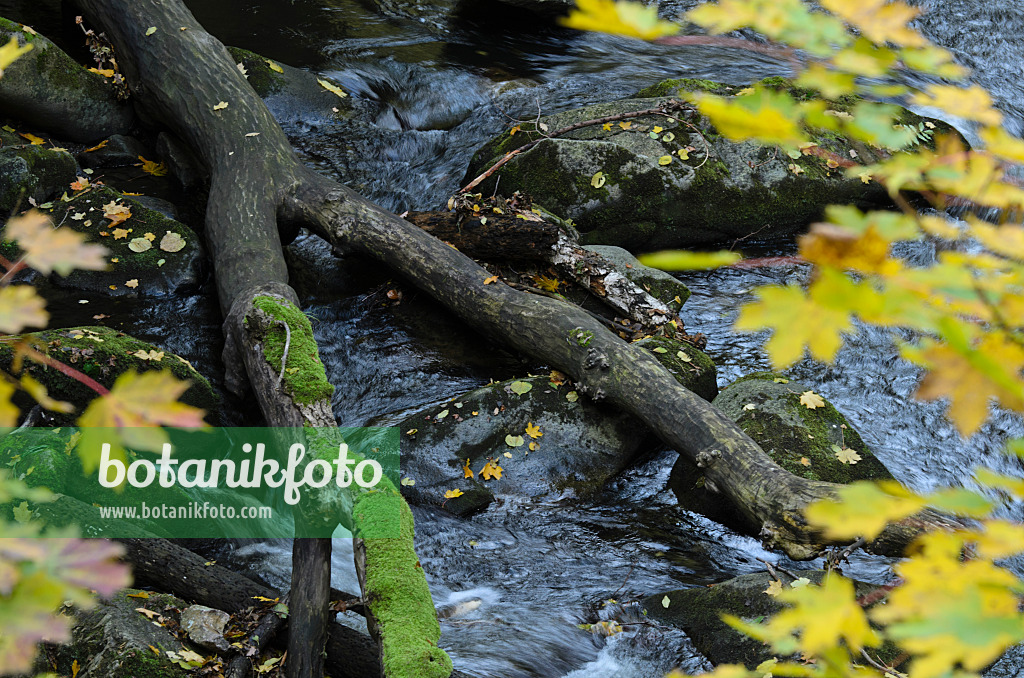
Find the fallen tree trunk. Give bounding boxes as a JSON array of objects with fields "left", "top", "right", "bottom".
[
  {"left": 64, "top": 2, "right": 958, "bottom": 675},
  {"left": 72, "top": 2, "right": 449, "bottom": 677}
]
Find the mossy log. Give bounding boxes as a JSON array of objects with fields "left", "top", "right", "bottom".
[
  {"left": 73, "top": 1, "right": 446, "bottom": 677},
  {"left": 72, "top": 2, "right": 955, "bottom": 676}
]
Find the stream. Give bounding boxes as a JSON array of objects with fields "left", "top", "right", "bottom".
[{"left": 15, "top": 0, "right": 1024, "bottom": 674}]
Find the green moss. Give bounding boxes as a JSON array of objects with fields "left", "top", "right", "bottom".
[
  {"left": 637, "top": 336, "right": 717, "bottom": 401},
  {"left": 251, "top": 296, "right": 334, "bottom": 405},
  {"left": 355, "top": 491, "right": 452, "bottom": 678},
  {"left": 226, "top": 47, "right": 287, "bottom": 97},
  {"left": 635, "top": 78, "right": 733, "bottom": 98},
  {"left": 0, "top": 326, "right": 218, "bottom": 425},
  {"left": 0, "top": 17, "right": 39, "bottom": 41}
]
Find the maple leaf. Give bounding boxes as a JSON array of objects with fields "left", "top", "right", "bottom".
[
  {"left": 480, "top": 460, "right": 503, "bottom": 480},
  {"left": 19, "top": 132, "right": 44, "bottom": 145},
  {"left": 805, "top": 480, "right": 926, "bottom": 540},
  {"left": 70, "top": 176, "right": 89, "bottom": 191},
  {"left": 764, "top": 580, "right": 784, "bottom": 597},
  {"left": 561, "top": 0, "right": 677, "bottom": 39},
  {"left": 734, "top": 267, "right": 861, "bottom": 368},
  {"left": 0, "top": 285, "right": 48, "bottom": 334},
  {"left": 5, "top": 211, "right": 108, "bottom": 275},
  {"left": 904, "top": 328, "right": 1024, "bottom": 436},
  {"left": 483, "top": 275, "right": 498, "bottom": 285},
  {"left": 444, "top": 489, "right": 464, "bottom": 499},
  {"left": 800, "top": 391, "right": 825, "bottom": 409},
  {"left": 773, "top": 575, "right": 880, "bottom": 654},
  {"left": 833, "top": 445, "right": 861, "bottom": 464},
  {"left": 103, "top": 201, "right": 132, "bottom": 226},
  {"left": 532, "top": 275, "right": 561, "bottom": 292},
  {"left": 124, "top": 279, "right": 139, "bottom": 289},
  {"left": 136, "top": 156, "right": 168, "bottom": 177},
  {"left": 76, "top": 370, "right": 208, "bottom": 473},
  {"left": 525, "top": 422, "right": 543, "bottom": 439},
  {"left": 463, "top": 459, "right": 474, "bottom": 478},
  {"left": 911, "top": 84, "right": 1002, "bottom": 126},
  {"left": 689, "top": 89, "right": 807, "bottom": 146},
  {"left": 822, "top": 0, "right": 925, "bottom": 46}
]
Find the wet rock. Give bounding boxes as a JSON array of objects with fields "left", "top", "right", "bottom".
[
  {"left": 0, "top": 325, "right": 219, "bottom": 425},
  {"left": 39, "top": 589, "right": 191, "bottom": 678},
  {"left": 0, "top": 127, "right": 77, "bottom": 214},
  {"left": 637, "top": 336, "right": 717, "bottom": 401},
  {"left": 24, "top": 185, "right": 203, "bottom": 296},
  {"left": 670, "top": 372, "right": 892, "bottom": 527},
  {"left": 179, "top": 605, "right": 231, "bottom": 652},
  {"left": 0, "top": 17, "right": 133, "bottom": 142},
  {"left": 77, "top": 134, "right": 150, "bottom": 169},
  {"left": 399, "top": 375, "right": 650, "bottom": 516},
  {"left": 643, "top": 570, "right": 885, "bottom": 668},
  {"left": 227, "top": 46, "right": 351, "bottom": 125},
  {"left": 464, "top": 77, "right": 952, "bottom": 250},
  {"left": 584, "top": 244, "right": 691, "bottom": 312},
  {"left": 156, "top": 132, "right": 204, "bottom": 191}
]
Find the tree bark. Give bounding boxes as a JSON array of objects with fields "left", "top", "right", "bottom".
[{"left": 67, "top": 1, "right": 958, "bottom": 675}]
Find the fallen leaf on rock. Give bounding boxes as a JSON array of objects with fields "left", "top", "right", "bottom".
[
  {"left": 159, "top": 231, "right": 186, "bottom": 252},
  {"left": 128, "top": 238, "right": 152, "bottom": 252},
  {"left": 480, "top": 460, "right": 503, "bottom": 480},
  {"left": 833, "top": 445, "right": 861, "bottom": 465},
  {"left": 800, "top": 391, "right": 825, "bottom": 409},
  {"left": 124, "top": 279, "right": 139, "bottom": 289},
  {"left": 444, "top": 489, "right": 464, "bottom": 499},
  {"left": 213, "top": 101, "right": 228, "bottom": 110}
]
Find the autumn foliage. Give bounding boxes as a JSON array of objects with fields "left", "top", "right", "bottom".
[{"left": 565, "top": 0, "right": 1024, "bottom": 677}]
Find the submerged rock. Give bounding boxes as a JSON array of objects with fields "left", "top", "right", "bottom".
[
  {"left": 0, "top": 127, "right": 77, "bottom": 214},
  {"left": 399, "top": 375, "right": 650, "bottom": 515},
  {"left": 464, "top": 77, "right": 951, "bottom": 250},
  {"left": 0, "top": 17, "right": 133, "bottom": 142},
  {"left": 670, "top": 372, "right": 892, "bottom": 527},
  {"left": 644, "top": 570, "right": 886, "bottom": 668},
  {"left": 227, "top": 46, "right": 351, "bottom": 125}
]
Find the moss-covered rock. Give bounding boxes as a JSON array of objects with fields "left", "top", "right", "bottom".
[
  {"left": 39, "top": 589, "right": 191, "bottom": 678},
  {"left": 584, "top": 244, "right": 691, "bottom": 311},
  {"left": 636, "top": 336, "right": 717, "bottom": 401},
  {"left": 0, "top": 326, "right": 219, "bottom": 425},
  {"left": 399, "top": 375, "right": 650, "bottom": 515},
  {"left": 643, "top": 571, "right": 889, "bottom": 668},
  {"left": 227, "top": 46, "right": 351, "bottom": 125},
  {"left": 670, "top": 372, "right": 891, "bottom": 528},
  {"left": 13, "top": 185, "right": 203, "bottom": 296},
  {"left": 463, "top": 77, "right": 955, "bottom": 250},
  {"left": 0, "top": 17, "right": 133, "bottom": 142},
  {"left": 0, "top": 128, "right": 77, "bottom": 214}
]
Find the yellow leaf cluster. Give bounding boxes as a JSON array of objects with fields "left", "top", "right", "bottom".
[{"left": 561, "top": 0, "right": 678, "bottom": 40}]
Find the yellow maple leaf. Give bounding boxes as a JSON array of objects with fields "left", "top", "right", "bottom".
[
  {"left": 19, "top": 132, "right": 45, "bottom": 145},
  {"left": 821, "top": 0, "right": 924, "bottom": 46},
  {"left": 763, "top": 580, "right": 783, "bottom": 597},
  {"left": 560, "top": 0, "right": 678, "bottom": 40},
  {"left": 525, "top": 422, "right": 543, "bottom": 439},
  {"left": 4, "top": 211, "right": 108, "bottom": 275},
  {"left": 532, "top": 275, "right": 561, "bottom": 292},
  {"left": 689, "top": 89, "right": 806, "bottom": 146},
  {"left": 112, "top": 228, "right": 130, "bottom": 240},
  {"left": 483, "top": 275, "right": 499, "bottom": 285},
  {"left": 463, "top": 459, "right": 474, "bottom": 478},
  {"left": 76, "top": 370, "right": 208, "bottom": 473},
  {"left": 137, "top": 156, "right": 168, "bottom": 177},
  {"left": 70, "top": 176, "right": 90, "bottom": 191},
  {"left": 805, "top": 480, "right": 926, "bottom": 540},
  {"left": 911, "top": 84, "right": 1002, "bottom": 126},
  {"left": 833, "top": 445, "right": 861, "bottom": 464},
  {"left": 904, "top": 329, "right": 1024, "bottom": 436},
  {"left": 444, "top": 489, "right": 464, "bottom": 499},
  {"left": 103, "top": 201, "right": 132, "bottom": 226},
  {"left": 773, "top": 575, "right": 880, "bottom": 654},
  {"left": 0, "top": 36, "right": 32, "bottom": 73},
  {"left": 800, "top": 391, "right": 825, "bottom": 409},
  {"left": 734, "top": 267, "right": 859, "bottom": 368},
  {"left": 480, "top": 460, "right": 503, "bottom": 481}
]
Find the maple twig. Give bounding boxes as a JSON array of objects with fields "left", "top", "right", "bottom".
[
  {"left": 9, "top": 340, "right": 110, "bottom": 396},
  {"left": 460, "top": 101, "right": 691, "bottom": 194},
  {"left": 275, "top": 319, "right": 291, "bottom": 388}
]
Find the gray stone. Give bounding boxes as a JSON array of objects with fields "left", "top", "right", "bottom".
[
  {"left": 180, "top": 605, "right": 231, "bottom": 652},
  {"left": 399, "top": 375, "right": 650, "bottom": 515},
  {"left": 0, "top": 17, "right": 133, "bottom": 142},
  {"left": 584, "top": 244, "right": 691, "bottom": 311},
  {"left": 0, "top": 128, "right": 77, "bottom": 214}
]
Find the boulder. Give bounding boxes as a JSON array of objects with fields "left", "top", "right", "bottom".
[
  {"left": 40, "top": 589, "right": 194, "bottom": 678},
  {"left": 399, "top": 375, "right": 650, "bottom": 515},
  {"left": 0, "top": 325, "right": 219, "bottom": 424},
  {"left": 637, "top": 336, "right": 716, "bottom": 401},
  {"left": 464, "top": 77, "right": 951, "bottom": 250},
  {"left": 0, "top": 17, "right": 133, "bottom": 142},
  {"left": 227, "top": 47, "right": 351, "bottom": 125},
  {"left": 0, "top": 127, "right": 77, "bottom": 214},
  {"left": 22, "top": 185, "right": 204, "bottom": 296},
  {"left": 670, "top": 372, "right": 892, "bottom": 528},
  {"left": 643, "top": 570, "right": 888, "bottom": 668}
]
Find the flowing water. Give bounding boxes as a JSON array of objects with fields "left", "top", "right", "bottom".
[{"left": 20, "top": 0, "right": 1024, "bottom": 674}]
